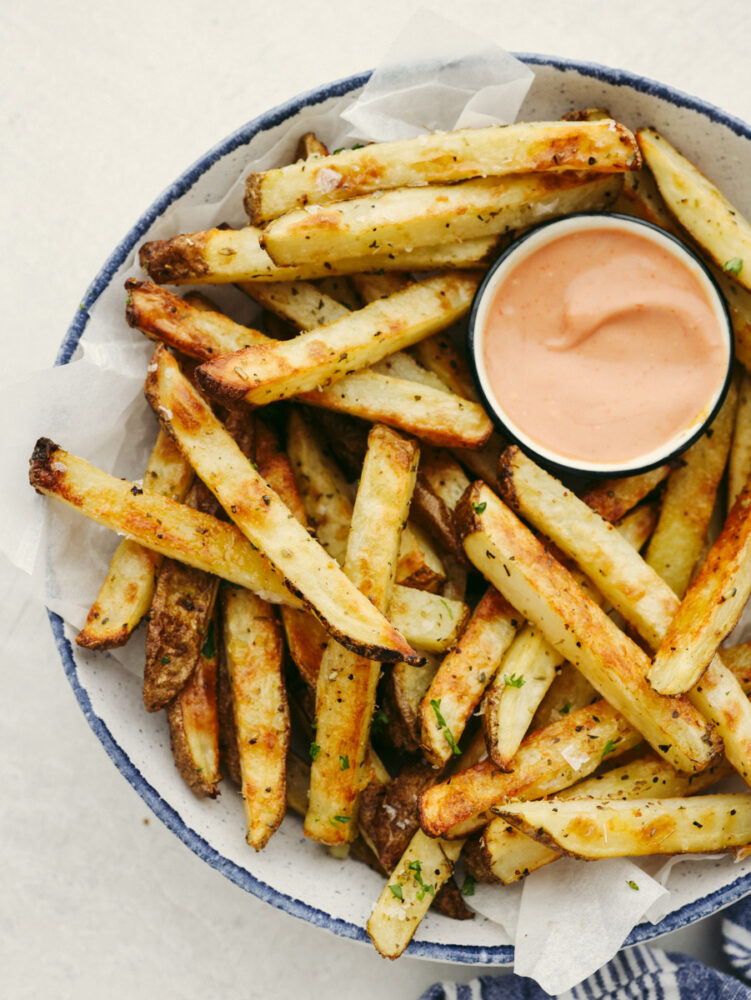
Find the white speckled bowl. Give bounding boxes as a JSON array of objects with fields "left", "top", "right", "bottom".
[{"left": 52, "top": 56, "right": 751, "bottom": 964}]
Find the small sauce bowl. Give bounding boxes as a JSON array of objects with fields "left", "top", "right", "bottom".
[{"left": 468, "top": 213, "right": 734, "bottom": 479}]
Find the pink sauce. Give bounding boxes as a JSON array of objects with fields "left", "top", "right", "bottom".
[{"left": 482, "top": 228, "right": 728, "bottom": 464}]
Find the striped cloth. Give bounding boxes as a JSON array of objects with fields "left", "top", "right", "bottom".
[{"left": 419, "top": 897, "right": 751, "bottom": 999}]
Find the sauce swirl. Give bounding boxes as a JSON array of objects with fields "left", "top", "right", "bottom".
[{"left": 481, "top": 225, "right": 729, "bottom": 466}]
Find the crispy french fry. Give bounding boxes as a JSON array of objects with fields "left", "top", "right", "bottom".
[
  {"left": 222, "top": 586, "right": 288, "bottom": 850},
  {"left": 246, "top": 119, "right": 639, "bottom": 223},
  {"left": 194, "top": 273, "right": 480, "bottom": 406},
  {"left": 499, "top": 446, "right": 677, "bottom": 650},
  {"left": 529, "top": 662, "right": 597, "bottom": 731},
  {"left": 645, "top": 380, "right": 739, "bottom": 598},
  {"left": 367, "top": 830, "right": 464, "bottom": 959},
  {"left": 138, "top": 225, "right": 499, "bottom": 284},
  {"left": 729, "top": 369, "right": 751, "bottom": 510},
  {"left": 166, "top": 613, "right": 221, "bottom": 797},
  {"left": 358, "top": 761, "right": 437, "bottom": 872},
  {"left": 351, "top": 271, "right": 411, "bottom": 304},
  {"left": 482, "top": 751, "right": 732, "bottom": 883},
  {"left": 315, "top": 276, "right": 362, "bottom": 310},
  {"left": 261, "top": 173, "right": 621, "bottom": 266},
  {"left": 418, "top": 446, "right": 471, "bottom": 512},
  {"left": 495, "top": 795, "right": 751, "bottom": 859},
  {"left": 306, "top": 425, "right": 419, "bottom": 843},
  {"left": 240, "top": 279, "right": 350, "bottom": 328},
  {"left": 28, "top": 438, "right": 291, "bottom": 601},
  {"left": 397, "top": 522, "right": 445, "bottom": 593},
  {"left": 483, "top": 625, "right": 565, "bottom": 771},
  {"left": 650, "top": 486, "right": 751, "bottom": 693},
  {"left": 411, "top": 333, "right": 479, "bottom": 403},
  {"left": 370, "top": 351, "right": 448, "bottom": 390},
  {"left": 419, "top": 699, "right": 641, "bottom": 838},
  {"left": 145, "top": 347, "right": 419, "bottom": 665},
  {"left": 420, "top": 587, "right": 518, "bottom": 766},
  {"left": 580, "top": 465, "right": 671, "bottom": 523},
  {"left": 387, "top": 586, "right": 469, "bottom": 654},
  {"left": 76, "top": 429, "right": 193, "bottom": 649},
  {"left": 455, "top": 482, "right": 720, "bottom": 773},
  {"left": 637, "top": 127, "right": 751, "bottom": 294},
  {"left": 388, "top": 655, "right": 441, "bottom": 749}
]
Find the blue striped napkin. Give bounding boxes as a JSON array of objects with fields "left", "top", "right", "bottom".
[{"left": 419, "top": 897, "right": 751, "bottom": 999}]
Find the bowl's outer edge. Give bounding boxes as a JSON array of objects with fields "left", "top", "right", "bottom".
[{"left": 50, "top": 54, "right": 751, "bottom": 965}]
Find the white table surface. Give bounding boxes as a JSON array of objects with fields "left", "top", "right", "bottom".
[{"left": 4, "top": 1, "right": 751, "bottom": 996}]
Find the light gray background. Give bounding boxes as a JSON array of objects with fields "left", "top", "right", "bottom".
[{"left": 4, "top": 1, "right": 751, "bottom": 996}]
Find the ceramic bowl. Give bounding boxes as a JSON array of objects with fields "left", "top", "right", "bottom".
[{"left": 52, "top": 55, "right": 751, "bottom": 964}]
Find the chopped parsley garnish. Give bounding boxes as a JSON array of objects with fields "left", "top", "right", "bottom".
[
  {"left": 430, "top": 698, "right": 462, "bottom": 756},
  {"left": 309, "top": 743, "right": 321, "bottom": 761},
  {"left": 371, "top": 707, "right": 389, "bottom": 737},
  {"left": 407, "top": 860, "right": 435, "bottom": 901},
  {"left": 388, "top": 884, "right": 403, "bottom": 900},
  {"left": 724, "top": 257, "right": 744, "bottom": 276},
  {"left": 601, "top": 738, "right": 617, "bottom": 759},
  {"left": 333, "top": 815, "right": 351, "bottom": 823},
  {"left": 461, "top": 874, "right": 476, "bottom": 896},
  {"left": 161, "top": 655, "right": 171, "bottom": 665},
  {"left": 201, "top": 620, "right": 216, "bottom": 659},
  {"left": 504, "top": 672, "right": 525, "bottom": 689},
  {"left": 440, "top": 599, "right": 454, "bottom": 620},
  {"left": 339, "top": 755, "right": 350, "bottom": 770},
  {"left": 626, "top": 879, "right": 640, "bottom": 891},
  {"left": 472, "top": 501, "right": 487, "bottom": 515},
  {"left": 560, "top": 701, "right": 571, "bottom": 715}
]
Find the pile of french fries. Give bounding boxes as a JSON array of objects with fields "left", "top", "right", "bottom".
[{"left": 29, "top": 108, "right": 751, "bottom": 958}]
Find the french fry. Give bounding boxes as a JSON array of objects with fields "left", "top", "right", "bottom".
[
  {"left": 418, "top": 446, "right": 471, "bottom": 512},
  {"left": 483, "top": 625, "right": 565, "bottom": 771},
  {"left": 194, "top": 273, "right": 480, "bottom": 406},
  {"left": 419, "top": 699, "right": 641, "bottom": 838},
  {"left": 246, "top": 120, "right": 639, "bottom": 224},
  {"left": 387, "top": 586, "right": 469, "bottom": 654},
  {"left": 729, "top": 369, "right": 751, "bottom": 510},
  {"left": 370, "top": 352, "right": 447, "bottom": 391},
  {"left": 483, "top": 751, "right": 732, "bottom": 883},
  {"left": 351, "top": 271, "right": 411, "bottom": 304},
  {"left": 529, "top": 662, "right": 597, "bottom": 731},
  {"left": 240, "top": 279, "right": 350, "bottom": 328},
  {"left": 495, "top": 795, "right": 751, "bottom": 859},
  {"left": 388, "top": 655, "right": 441, "bottom": 749},
  {"left": 306, "top": 425, "right": 419, "bottom": 843},
  {"left": 455, "top": 482, "right": 721, "bottom": 773},
  {"left": 261, "top": 173, "right": 621, "bottom": 266},
  {"left": 28, "top": 438, "right": 291, "bottom": 602},
  {"left": 419, "top": 587, "right": 518, "bottom": 766},
  {"left": 499, "top": 446, "right": 677, "bottom": 650},
  {"left": 650, "top": 486, "right": 751, "bottom": 693},
  {"left": 166, "top": 613, "right": 221, "bottom": 797},
  {"left": 144, "top": 554, "right": 220, "bottom": 712},
  {"left": 358, "top": 761, "right": 438, "bottom": 872},
  {"left": 637, "top": 127, "right": 751, "bottom": 294},
  {"left": 315, "top": 275, "right": 362, "bottom": 310},
  {"left": 411, "top": 333, "right": 479, "bottom": 402},
  {"left": 580, "top": 464, "right": 672, "bottom": 523},
  {"left": 367, "top": 830, "right": 464, "bottom": 959},
  {"left": 138, "top": 225, "right": 500, "bottom": 285},
  {"left": 452, "top": 433, "right": 506, "bottom": 490},
  {"left": 145, "top": 347, "right": 420, "bottom": 664},
  {"left": 645, "top": 380, "right": 739, "bottom": 598},
  {"left": 396, "top": 522, "right": 445, "bottom": 593},
  {"left": 221, "top": 585, "right": 288, "bottom": 850},
  {"left": 76, "top": 429, "right": 193, "bottom": 649}
]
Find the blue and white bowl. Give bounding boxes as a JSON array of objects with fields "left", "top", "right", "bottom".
[{"left": 52, "top": 56, "right": 751, "bottom": 964}]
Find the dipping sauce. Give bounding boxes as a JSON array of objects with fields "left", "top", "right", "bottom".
[{"left": 478, "top": 221, "right": 730, "bottom": 468}]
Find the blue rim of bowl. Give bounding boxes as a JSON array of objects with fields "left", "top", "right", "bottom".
[
  {"left": 467, "top": 212, "right": 735, "bottom": 481},
  {"left": 50, "top": 54, "right": 751, "bottom": 965}
]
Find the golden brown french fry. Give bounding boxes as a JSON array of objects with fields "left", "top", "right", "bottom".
[
  {"left": 222, "top": 586, "right": 288, "bottom": 850},
  {"left": 419, "top": 587, "right": 518, "bottom": 767},
  {"left": 482, "top": 752, "right": 732, "bottom": 883},
  {"left": 729, "top": 369, "right": 751, "bottom": 510},
  {"left": 247, "top": 120, "right": 639, "bottom": 224},
  {"left": 194, "top": 273, "right": 480, "bottom": 406},
  {"left": 529, "top": 662, "right": 597, "bottom": 731},
  {"left": 645, "top": 380, "right": 739, "bottom": 598},
  {"left": 28, "top": 438, "right": 292, "bottom": 602},
  {"left": 138, "top": 225, "right": 499, "bottom": 285},
  {"left": 388, "top": 655, "right": 441, "bottom": 749},
  {"left": 367, "top": 830, "right": 464, "bottom": 959},
  {"left": 145, "top": 347, "right": 420, "bottom": 665},
  {"left": 455, "top": 482, "right": 720, "bottom": 773},
  {"left": 76, "top": 429, "right": 193, "bottom": 649},
  {"left": 483, "top": 625, "right": 565, "bottom": 771},
  {"left": 580, "top": 465, "right": 672, "bottom": 523},
  {"left": 166, "top": 613, "right": 221, "bottom": 797},
  {"left": 261, "top": 173, "right": 621, "bottom": 266},
  {"left": 387, "top": 586, "right": 469, "bottom": 654},
  {"left": 418, "top": 699, "right": 641, "bottom": 838},
  {"left": 351, "top": 271, "right": 411, "bottom": 303},
  {"left": 306, "top": 425, "right": 419, "bottom": 843},
  {"left": 499, "top": 446, "right": 677, "bottom": 650},
  {"left": 495, "top": 795, "right": 751, "bottom": 859},
  {"left": 239, "top": 279, "right": 350, "bottom": 328},
  {"left": 315, "top": 275, "right": 362, "bottom": 310},
  {"left": 396, "top": 522, "right": 446, "bottom": 593},
  {"left": 411, "top": 333, "right": 479, "bottom": 403},
  {"left": 637, "top": 127, "right": 751, "bottom": 293},
  {"left": 650, "top": 486, "right": 751, "bottom": 693}
]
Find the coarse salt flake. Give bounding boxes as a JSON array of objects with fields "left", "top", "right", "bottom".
[
  {"left": 560, "top": 746, "right": 591, "bottom": 771},
  {"left": 316, "top": 167, "right": 343, "bottom": 194}
]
